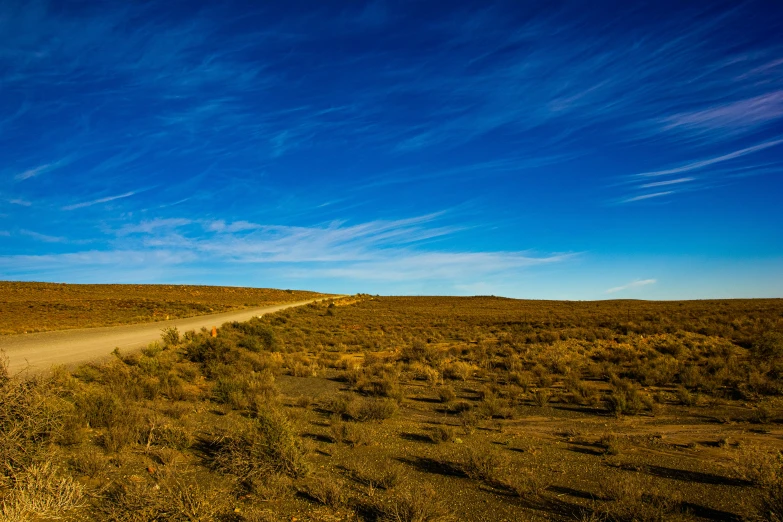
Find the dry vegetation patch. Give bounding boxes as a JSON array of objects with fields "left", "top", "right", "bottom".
[
  {"left": 1, "top": 295, "right": 782, "bottom": 520},
  {"left": 0, "top": 281, "right": 327, "bottom": 334}
]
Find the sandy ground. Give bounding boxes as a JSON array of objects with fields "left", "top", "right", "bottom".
[{"left": 0, "top": 298, "right": 331, "bottom": 375}]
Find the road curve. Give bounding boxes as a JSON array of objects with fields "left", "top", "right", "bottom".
[{"left": 1, "top": 298, "right": 334, "bottom": 375}]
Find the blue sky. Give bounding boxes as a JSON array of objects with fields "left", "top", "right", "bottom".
[{"left": 1, "top": 1, "right": 782, "bottom": 299}]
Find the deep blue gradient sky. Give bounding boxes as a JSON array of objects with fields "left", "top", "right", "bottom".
[{"left": 1, "top": 1, "right": 782, "bottom": 299}]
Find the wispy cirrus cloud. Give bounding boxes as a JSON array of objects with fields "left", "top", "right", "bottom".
[
  {"left": 620, "top": 192, "right": 673, "bottom": 204},
  {"left": 14, "top": 161, "right": 64, "bottom": 181},
  {"left": 19, "top": 229, "right": 69, "bottom": 243},
  {"left": 605, "top": 279, "right": 657, "bottom": 294},
  {"left": 617, "top": 137, "right": 783, "bottom": 203},
  {"left": 640, "top": 178, "right": 693, "bottom": 189},
  {"left": 62, "top": 191, "right": 139, "bottom": 211},
  {"left": 0, "top": 213, "right": 573, "bottom": 287},
  {"left": 634, "top": 138, "right": 783, "bottom": 179},
  {"left": 658, "top": 91, "right": 783, "bottom": 137}
]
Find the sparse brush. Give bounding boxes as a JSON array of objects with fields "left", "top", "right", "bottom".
[
  {"left": 209, "top": 407, "right": 310, "bottom": 481},
  {"left": 607, "top": 380, "right": 654, "bottom": 416},
  {"left": 599, "top": 434, "right": 624, "bottom": 456},
  {"left": 294, "top": 395, "right": 312, "bottom": 408},
  {"left": 70, "top": 448, "right": 107, "bottom": 478},
  {"left": 533, "top": 389, "right": 550, "bottom": 407},
  {"left": 597, "top": 472, "right": 682, "bottom": 522},
  {"left": 1, "top": 462, "right": 84, "bottom": 521},
  {"left": 160, "top": 326, "right": 181, "bottom": 347},
  {"left": 303, "top": 476, "right": 347, "bottom": 507},
  {"left": 509, "top": 371, "right": 533, "bottom": 393},
  {"left": 442, "top": 361, "right": 473, "bottom": 381},
  {"left": 427, "top": 424, "right": 456, "bottom": 444},
  {"left": 760, "top": 478, "right": 783, "bottom": 522},
  {"left": 330, "top": 421, "right": 371, "bottom": 447},
  {"left": 326, "top": 393, "right": 361, "bottom": 419},
  {"left": 354, "top": 398, "right": 398, "bottom": 422},
  {"left": 459, "top": 409, "right": 479, "bottom": 435},
  {"left": 460, "top": 448, "right": 504, "bottom": 484},
  {"left": 97, "top": 471, "right": 231, "bottom": 522},
  {"left": 502, "top": 468, "right": 550, "bottom": 498},
  {"left": 1, "top": 377, "right": 75, "bottom": 479},
  {"left": 437, "top": 385, "right": 456, "bottom": 403},
  {"left": 676, "top": 385, "right": 697, "bottom": 406},
  {"left": 730, "top": 444, "right": 782, "bottom": 485},
  {"left": 246, "top": 472, "right": 292, "bottom": 500},
  {"left": 371, "top": 486, "right": 453, "bottom": 522},
  {"left": 375, "top": 467, "right": 404, "bottom": 490}
]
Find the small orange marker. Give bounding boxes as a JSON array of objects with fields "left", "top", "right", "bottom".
[{"left": 211, "top": 326, "right": 217, "bottom": 337}]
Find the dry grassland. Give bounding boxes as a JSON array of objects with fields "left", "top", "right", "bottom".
[
  {"left": 0, "top": 282, "right": 326, "bottom": 335},
  {"left": 1, "top": 295, "right": 782, "bottom": 521}
]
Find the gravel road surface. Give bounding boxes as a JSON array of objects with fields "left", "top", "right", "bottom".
[{"left": 1, "top": 299, "right": 328, "bottom": 375}]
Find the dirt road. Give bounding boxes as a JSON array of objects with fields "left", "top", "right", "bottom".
[{"left": 0, "top": 298, "right": 330, "bottom": 375}]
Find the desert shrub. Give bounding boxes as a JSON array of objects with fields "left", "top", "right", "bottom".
[
  {"left": 533, "top": 365, "right": 553, "bottom": 387},
  {"left": 437, "top": 385, "right": 456, "bottom": 403},
  {"left": 0, "top": 462, "right": 84, "bottom": 521},
  {"left": 509, "top": 371, "right": 533, "bottom": 392},
  {"left": 460, "top": 447, "right": 504, "bottom": 484},
  {"left": 607, "top": 380, "right": 654, "bottom": 416},
  {"left": 678, "top": 365, "right": 703, "bottom": 389},
  {"left": 597, "top": 472, "right": 682, "bottom": 522},
  {"left": 212, "top": 370, "right": 278, "bottom": 410},
  {"left": 160, "top": 326, "right": 181, "bottom": 347},
  {"left": 246, "top": 472, "right": 292, "bottom": 500},
  {"left": 753, "top": 331, "right": 783, "bottom": 360},
  {"left": 374, "top": 466, "right": 404, "bottom": 490},
  {"left": 212, "top": 375, "right": 249, "bottom": 409},
  {"left": 356, "top": 372, "right": 404, "bottom": 401},
  {"left": 533, "top": 389, "right": 550, "bottom": 408},
  {"left": 150, "top": 423, "right": 193, "bottom": 451},
  {"left": 730, "top": 444, "right": 782, "bottom": 485},
  {"left": 303, "top": 476, "right": 347, "bottom": 507},
  {"left": 234, "top": 320, "right": 279, "bottom": 351},
  {"left": 185, "top": 336, "right": 234, "bottom": 364},
  {"left": 458, "top": 409, "right": 479, "bottom": 434},
  {"left": 330, "top": 421, "right": 371, "bottom": 447},
  {"left": 675, "top": 386, "right": 697, "bottom": 406},
  {"left": 326, "top": 394, "right": 361, "bottom": 419},
  {"left": 0, "top": 376, "right": 73, "bottom": 481},
  {"left": 760, "top": 478, "right": 783, "bottom": 522},
  {"left": 399, "top": 339, "right": 441, "bottom": 364},
  {"left": 70, "top": 448, "right": 108, "bottom": 478},
  {"left": 427, "top": 424, "right": 456, "bottom": 444},
  {"left": 476, "top": 395, "right": 514, "bottom": 419},
  {"left": 566, "top": 378, "right": 600, "bottom": 406},
  {"left": 442, "top": 361, "right": 473, "bottom": 381},
  {"left": 598, "top": 434, "right": 624, "bottom": 456},
  {"left": 370, "top": 486, "right": 453, "bottom": 522},
  {"left": 97, "top": 472, "right": 231, "bottom": 521},
  {"left": 102, "top": 420, "right": 142, "bottom": 453},
  {"left": 209, "top": 408, "right": 309, "bottom": 481},
  {"left": 355, "top": 398, "right": 398, "bottom": 422},
  {"left": 501, "top": 468, "right": 550, "bottom": 498},
  {"left": 294, "top": 395, "right": 312, "bottom": 408}
]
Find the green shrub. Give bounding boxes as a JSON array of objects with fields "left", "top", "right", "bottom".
[
  {"left": 427, "top": 424, "right": 456, "bottom": 444},
  {"left": 210, "top": 408, "right": 309, "bottom": 480},
  {"left": 160, "top": 326, "right": 181, "bottom": 347},
  {"left": 355, "top": 398, "right": 398, "bottom": 422}
]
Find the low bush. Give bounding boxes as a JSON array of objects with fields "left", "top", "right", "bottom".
[
  {"left": 370, "top": 486, "right": 453, "bottom": 522},
  {"left": 427, "top": 424, "right": 456, "bottom": 443},
  {"left": 209, "top": 407, "right": 310, "bottom": 482}
]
